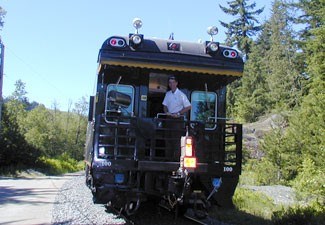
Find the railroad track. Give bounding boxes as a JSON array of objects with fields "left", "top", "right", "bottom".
[{"left": 106, "top": 203, "right": 231, "bottom": 225}]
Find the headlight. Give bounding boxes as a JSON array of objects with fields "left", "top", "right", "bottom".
[
  {"left": 99, "top": 147, "right": 105, "bottom": 156},
  {"left": 129, "top": 34, "right": 144, "bottom": 48},
  {"left": 131, "top": 35, "right": 142, "bottom": 45},
  {"left": 206, "top": 41, "right": 219, "bottom": 54}
]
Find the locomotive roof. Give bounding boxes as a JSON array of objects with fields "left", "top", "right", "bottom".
[{"left": 97, "top": 35, "right": 244, "bottom": 78}]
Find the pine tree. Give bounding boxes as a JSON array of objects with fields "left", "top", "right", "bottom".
[
  {"left": 219, "top": 0, "right": 265, "bottom": 119},
  {"left": 235, "top": 32, "right": 271, "bottom": 122},
  {"left": 219, "top": 0, "right": 264, "bottom": 57},
  {"left": 286, "top": 3, "right": 325, "bottom": 171},
  {"left": 264, "top": 0, "right": 301, "bottom": 111},
  {"left": 260, "top": 0, "right": 324, "bottom": 196}
]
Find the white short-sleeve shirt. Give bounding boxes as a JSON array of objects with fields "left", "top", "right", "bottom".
[{"left": 162, "top": 88, "right": 191, "bottom": 114}]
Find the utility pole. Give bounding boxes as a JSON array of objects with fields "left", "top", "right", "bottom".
[{"left": 0, "top": 39, "right": 4, "bottom": 126}]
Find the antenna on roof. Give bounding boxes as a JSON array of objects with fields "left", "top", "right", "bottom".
[
  {"left": 132, "top": 18, "right": 143, "bottom": 34},
  {"left": 207, "top": 26, "right": 218, "bottom": 42},
  {"left": 169, "top": 32, "right": 174, "bottom": 40}
]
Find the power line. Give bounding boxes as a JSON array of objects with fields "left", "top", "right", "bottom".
[{"left": 5, "top": 46, "right": 66, "bottom": 95}]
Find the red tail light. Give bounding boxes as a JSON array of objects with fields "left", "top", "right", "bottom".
[
  {"left": 181, "top": 136, "right": 197, "bottom": 168},
  {"left": 185, "top": 137, "right": 193, "bottom": 157}
]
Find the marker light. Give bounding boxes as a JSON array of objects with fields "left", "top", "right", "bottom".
[
  {"left": 167, "top": 42, "right": 181, "bottom": 51},
  {"left": 108, "top": 37, "right": 126, "bottom": 47},
  {"left": 223, "top": 49, "right": 238, "bottom": 58}
]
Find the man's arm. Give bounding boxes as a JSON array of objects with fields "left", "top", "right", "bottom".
[
  {"left": 178, "top": 105, "right": 191, "bottom": 115},
  {"left": 163, "top": 105, "right": 168, "bottom": 113}
]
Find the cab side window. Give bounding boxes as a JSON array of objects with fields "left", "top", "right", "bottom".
[
  {"left": 106, "top": 84, "right": 134, "bottom": 117},
  {"left": 190, "top": 91, "right": 217, "bottom": 129}
]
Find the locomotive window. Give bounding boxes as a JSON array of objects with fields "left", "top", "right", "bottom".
[
  {"left": 149, "top": 72, "right": 168, "bottom": 93},
  {"left": 190, "top": 91, "right": 217, "bottom": 130},
  {"left": 106, "top": 84, "right": 134, "bottom": 116}
]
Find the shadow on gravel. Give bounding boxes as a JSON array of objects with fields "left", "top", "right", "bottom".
[
  {"left": 115, "top": 201, "right": 197, "bottom": 225},
  {"left": 122, "top": 201, "right": 271, "bottom": 225}
]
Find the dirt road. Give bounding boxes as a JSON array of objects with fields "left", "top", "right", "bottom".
[{"left": 0, "top": 172, "right": 80, "bottom": 225}]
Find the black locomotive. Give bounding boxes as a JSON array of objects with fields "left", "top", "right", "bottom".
[{"left": 85, "top": 19, "right": 243, "bottom": 217}]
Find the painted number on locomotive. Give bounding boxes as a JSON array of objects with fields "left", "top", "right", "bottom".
[
  {"left": 223, "top": 167, "right": 233, "bottom": 172},
  {"left": 100, "top": 161, "right": 112, "bottom": 167}
]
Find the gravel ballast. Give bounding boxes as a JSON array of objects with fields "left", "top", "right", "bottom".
[
  {"left": 51, "top": 173, "right": 197, "bottom": 225},
  {"left": 52, "top": 173, "right": 298, "bottom": 224},
  {"left": 52, "top": 174, "right": 125, "bottom": 225}
]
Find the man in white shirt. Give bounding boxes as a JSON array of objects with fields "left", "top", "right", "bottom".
[
  {"left": 162, "top": 76, "right": 191, "bottom": 159},
  {"left": 162, "top": 76, "right": 191, "bottom": 117}
]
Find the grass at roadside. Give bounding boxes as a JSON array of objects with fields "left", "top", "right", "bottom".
[
  {"left": 210, "top": 187, "right": 276, "bottom": 225},
  {"left": 0, "top": 154, "right": 84, "bottom": 177},
  {"left": 210, "top": 187, "right": 325, "bottom": 225}
]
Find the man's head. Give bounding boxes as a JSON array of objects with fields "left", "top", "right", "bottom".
[{"left": 168, "top": 76, "right": 178, "bottom": 92}]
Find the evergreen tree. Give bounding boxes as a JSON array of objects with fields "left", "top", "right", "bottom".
[
  {"left": 261, "top": 117, "right": 294, "bottom": 183},
  {"left": 219, "top": 0, "right": 264, "bottom": 57},
  {"left": 258, "top": 0, "right": 324, "bottom": 197},
  {"left": 291, "top": 0, "right": 324, "bottom": 39},
  {"left": 219, "top": 0, "right": 264, "bottom": 119},
  {"left": 285, "top": 3, "right": 325, "bottom": 176},
  {"left": 235, "top": 36, "right": 270, "bottom": 122},
  {"left": 264, "top": 0, "right": 301, "bottom": 111}
]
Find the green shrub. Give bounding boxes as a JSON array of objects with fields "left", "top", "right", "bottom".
[
  {"left": 38, "top": 154, "right": 83, "bottom": 175},
  {"left": 292, "top": 158, "right": 325, "bottom": 199},
  {"left": 272, "top": 201, "right": 325, "bottom": 225},
  {"left": 240, "top": 159, "right": 279, "bottom": 186},
  {"left": 234, "top": 187, "right": 276, "bottom": 219}
]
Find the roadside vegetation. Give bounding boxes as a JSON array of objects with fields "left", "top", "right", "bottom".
[
  {"left": 0, "top": 81, "right": 87, "bottom": 176},
  {"left": 218, "top": 0, "right": 324, "bottom": 224}
]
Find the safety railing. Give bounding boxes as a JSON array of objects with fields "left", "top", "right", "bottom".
[{"left": 96, "top": 115, "right": 242, "bottom": 171}]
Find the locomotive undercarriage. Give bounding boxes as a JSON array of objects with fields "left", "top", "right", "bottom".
[{"left": 86, "top": 115, "right": 242, "bottom": 217}]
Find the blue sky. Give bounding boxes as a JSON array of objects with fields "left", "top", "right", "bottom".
[{"left": 1, "top": 0, "right": 271, "bottom": 110}]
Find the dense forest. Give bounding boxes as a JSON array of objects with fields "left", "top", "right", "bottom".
[
  {"left": 218, "top": 0, "right": 324, "bottom": 200},
  {"left": 218, "top": 0, "right": 324, "bottom": 223},
  {"left": 0, "top": 0, "right": 324, "bottom": 223}
]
